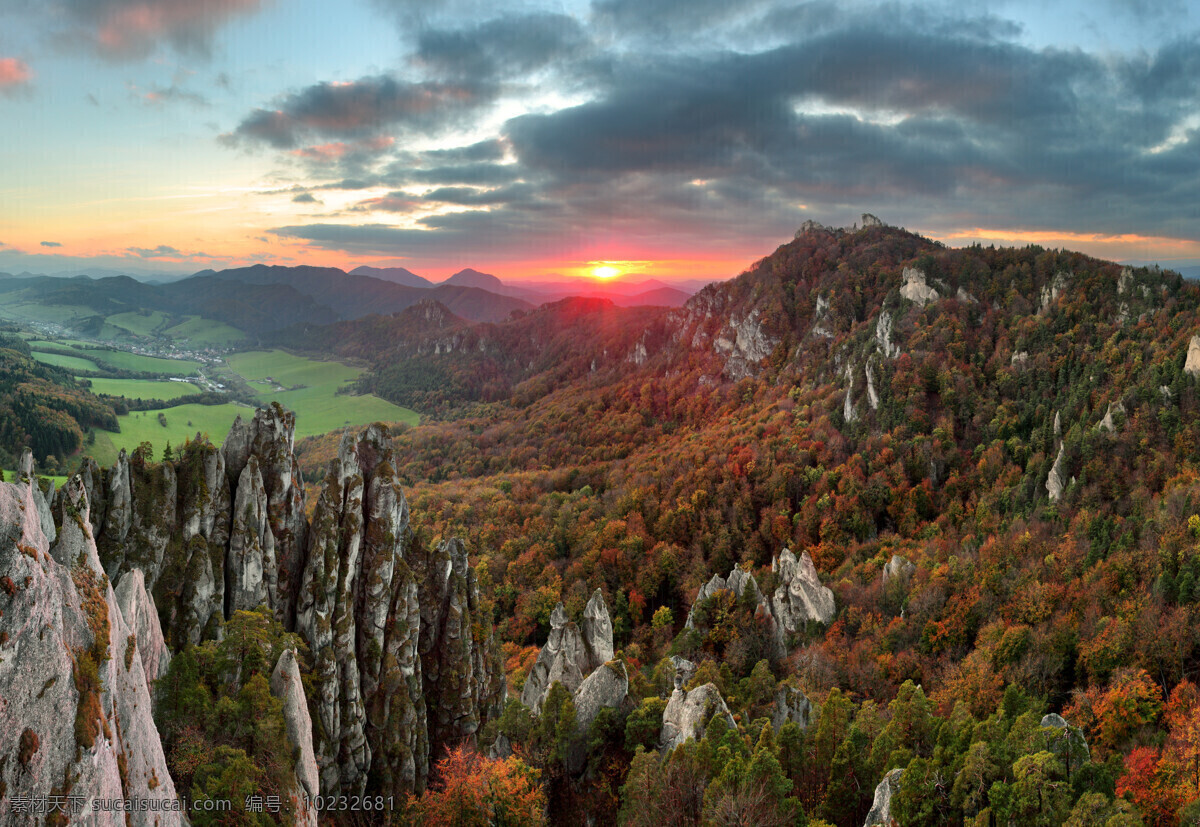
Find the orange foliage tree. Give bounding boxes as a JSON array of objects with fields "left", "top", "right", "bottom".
[{"left": 409, "top": 744, "right": 547, "bottom": 827}]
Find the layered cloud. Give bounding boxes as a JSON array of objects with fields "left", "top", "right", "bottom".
[
  {"left": 57, "top": 0, "right": 264, "bottom": 59},
  {"left": 223, "top": 76, "right": 496, "bottom": 149},
  {"left": 219, "top": 2, "right": 1200, "bottom": 265}
]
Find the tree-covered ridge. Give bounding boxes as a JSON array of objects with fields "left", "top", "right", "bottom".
[
  {"left": 0, "top": 332, "right": 118, "bottom": 465},
  {"left": 295, "top": 224, "right": 1200, "bottom": 823}
]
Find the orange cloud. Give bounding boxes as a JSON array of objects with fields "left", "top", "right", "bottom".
[{"left": 0, "top": 58, "right": 32, "bottom": 88}]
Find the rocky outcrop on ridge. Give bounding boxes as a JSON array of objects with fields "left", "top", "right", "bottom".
[
  {"left": 772, "top": 684, "right": 812, "bottom": 732},
  {"left": 419, "top": 536, "right": 507, "bottom": 767},
  {"left": 521, "top": 590, "right": 614, "bottom": 710},
  {"left": 566, "top": 660, "right": 629, "bottom": 772},
  {"left": 12, "top": 407, "right": 503, "bottom": 808},
  {"left": 1097, "top": 400, "right": 1127, "bottom": 433},
  {"left": 882, "top": 554, "right": 916, "bottom": 586},
  {"left": 0, "top": 475, "right": 182, "bottom": 825},
  {"left": 1047, "top": 444, "right": 1067, "bottom": 502},
  {"left": 900, "top": 267, "right": 939, "bottom": 306},
  {"left": 660, "top": 683, "right": 737, "bottom": 753},
  {"left": 271, "top": 648, "right": 319, "bottom": 827},
  {"left": 863, "top": 768, "right": 904, "bottom": 826},
  {"left": 684, "top": 551, "right": 835, "bottom": 656},
  {"left": 1186, "top": 335, "right": 1200, "bottom": 376},
  {"left": 223, "top": 406, "right": 307, "bottom": 627},
  {"left": 114, "top": 568, "right": 171, "bottom": 688},
  {"left": 771, "top": 548, "right": 836, "bottom": 629}
]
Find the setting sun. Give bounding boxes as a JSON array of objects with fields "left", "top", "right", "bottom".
[{"left": 591, "top": 265, "right": 621, "bottom": 279}]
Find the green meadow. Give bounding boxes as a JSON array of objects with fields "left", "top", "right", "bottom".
[
  {"left": 32, "top": 350, "right": 101, "bottom": 371},
  {"left": 89, "top": 402, "right": 247, "bottom": 466},
  {"left": 227, "top": 350, "right": 419, "bottom": 436},
  {"left": 84, "top": 350, "right": 418, "bottom": 467},
  {"left": 81, "top": 377, "right": 204, "bottom": 400},
  {"left": 161, "top": 316, "right": 247, "bottom": 346},
  {"left": 106, "top": 310, "right": 170, "bottom": 336}
]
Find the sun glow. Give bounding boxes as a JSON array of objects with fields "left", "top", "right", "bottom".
[{"left": 590, "top": 264, "right": 621, "bottom": 279}]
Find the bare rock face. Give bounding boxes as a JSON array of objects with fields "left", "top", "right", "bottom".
[
  {"left": 420, "top": 536, "right": 506, "bottom": 768},
  {"left": 18, "top": 448, "right": 57, "bottom": 544},
  {"left": 900, "top": 267, "right": 939, "bottom": 306},
  {"left": 226, "top": 455, "right": 279, "bottom": 615},
  {"left": 0, "top": 477, "right": 183, "bottom": 825},
  {"left": 772, "top": 685, "right": 812, "bottom": 732},
  {"left": 875, "top": 310, "right": 899, "bottom": 359},
  {"left": 865, "top": 361, "right": 880, "bottom": 410},
  {"left": 1096, "top": 400, "right": 1127, "bottom": 433},
  {"left": 224, "top": 404, "right": 307, "bottom": 627},
  {"left": 80, "top": 439, "right": 231, "bottom": 648},
  {"left": 566, "top": 661, "right": 629, "bottom": 772},
  {"left": 521, "top": 602, "right": 591, "bottom": 709},
  {"left": 861, "top": 213, "right": 884, "bottom": 228},
  {"left": 582, "top": 588, "right": 615, "bottom": 667},
  {"left": 881, "top": 554, "right": 916, "bottom": 586},
  {"left": 771, "top": 549, "right": 836, "bottom": 630},
  {"left": 115, "top": 568, "right": 172, "bottom": 688},
  {"left": 1047, "top": 444, "right": 1066, "bottom": 502},
  {"left": 271, "top": 649, "right": 320, "bottom": 827},
  {"left": 660, "top": 683, "right": 737, "bottom": 754},
  {"left": 21, "top": 410, "right": 505, "bottom": 806},
  {"left": 669, "top": 655, "right": 697, "bottom": 690},
  {"left": 295, "top": 430, "right": 380, "bottom": 796},
  {"left": 295, "top": 424, "right": 503, "bottom": 798},
  {"left": 713, "top": 308, "right": 779, "bottom": 379},
  {"left": 863, "top": 768, "right": 904, "bottom": 826},
  {"left": 1041, "top": 713, "right": 1090, "bottom": 765},
  {"left": 1040, "top": 271, "right": 1071, "bottom": 314},
  {"left": 1186, "top": 335, "right": 1200, "bottom": 377}
]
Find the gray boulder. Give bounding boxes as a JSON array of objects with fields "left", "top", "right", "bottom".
[
  {"left": 772, "top": 685, "right": 812, "bottom": 731},
  {"left": 863, "top": 768, "right": 904, "bottom": 826},
  {"left": 1187, "top": 335, "right": 1200, "bottom": 377},
  {"left": 881, "top": 554, "right": 916, "bottom": 586},
  {"left": 567, "top": 661, "right": 629, "bottom": 772},
  {"left": 520, "top": 602, "right": 590, "bottom": 709},
  {"left": 660, "top": 683, "right": 737, "bottom": 754},
  {"left": 582, "top": 588, "right": 615, "bottom": 667},
  {"left": 669, "top": 655, "right": 697, "bottom": 690},
  {"left": 771, "top": 549, "right": 836, "bottom": 630}
]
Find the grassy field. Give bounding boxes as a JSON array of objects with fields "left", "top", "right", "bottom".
[
  {"left": 1, "top": 469, "right": 68, "bottom": 487},
  {"left": 31, "top": 350, "right": 101, "bottom": 371},
  {"left": 106, "top": 310, "right": 169, "bottom": 336},
  {"left": 227, "top": 350, "right": 419, "bottom": 436},
  {"left": 161, "top": 316, "right": 246, "bottom": 346},
  {"left": 0, "top": 301, "right": 95, "bottom": 324},
  {"left": 81, "top": 377, "right": 203, "bottom": 400},
  {"left": 86, "top": 349, "right": 202, "bottom": 374},
  {"left": 89, "top": 402, "right": 247, "bottom": 466},
  {"left": 82, "top": 350, "right": 418, "bottom": 467}
]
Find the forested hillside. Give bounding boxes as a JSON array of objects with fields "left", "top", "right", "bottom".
[
  {"left": 295, "top": 223, "right": 1200, "bottom": 824},
  {"left": 0, "top": 332, "right": 117, "bottom": 466}
]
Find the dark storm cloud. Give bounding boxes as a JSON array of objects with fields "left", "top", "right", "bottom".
[
  {"left": 415, "top": 13, "right": 588, "bottom": 81},
  {"left": 256, "top": 4, "right": 1200, "bottom": 260},
  {"left": 222, "top": 75, "right": 497, "bottom": 149}
]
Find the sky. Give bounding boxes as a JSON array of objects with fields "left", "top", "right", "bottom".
[{"left": 1, "top": 0, "right": 1198, "bottom": 283}]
